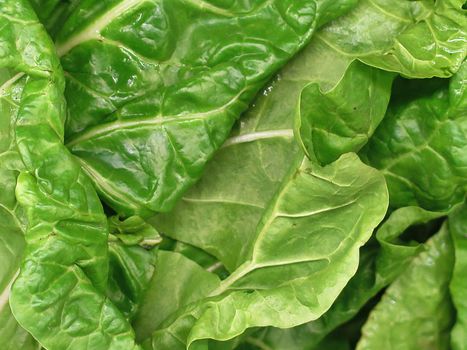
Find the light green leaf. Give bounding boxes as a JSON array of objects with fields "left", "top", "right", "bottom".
[
  {"left": 0, "top": 303, "right": 40, "bottom": 350},
  {"left": 0, "top": 16, "right": 38, "bottom": 350},
  {"left": 133, "top": 250, "right": 221, "bottom": 342},
  {"left": 362, "top": 66, "right": 467, "bottom": 210},
  {"left": 244, "top": 206, "right": 448, "bottom": 349},
  {"left": 449, "top": 59, "right": 467, "bottom": 116},
  {"left": 0, "top": 129, "right": 36, "bottom": 349},
  {"left": 449, "top": 203, "right": 467, "bottom": 350},
  {"left": 319, "top": 0, "right": 467, "bottom": 78},
  {"left": 150, "top": 74, "right": 301, "bottom": 271},
  {"left": 109, "top": 215, "right": 162, "bottom": 247},
  {"left": 138, "top": 153, "right": 388, "bottom": 349},
  {"left": 150, "top": 27, "right": 356, "bottom": 272},
  {"left": 357, "top": 225, "right": 455, "bottom": 350},
  {"left": 295, "top": 60, "right": 394, "bottom": 165}
]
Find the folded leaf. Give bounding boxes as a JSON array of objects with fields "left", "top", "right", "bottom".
[
  {"left": 55, "top": 0, "right": 357, "bottom": 217},
  {"left": 137, "top": 153, "right": 388, "bottom": 349},
  {"left": 357, "top": 224, "right": 455, "bottom": 350},
  {"left": 107, "top": 218, "right": 159, "bottom": 319},
  {"left": 449, "top": 203, "right": 467, "bottom": 350},
  {"left": 296, "top": 60, "right": 394, "bottom": 165},
  {"left": 245, "top": 206, "right": 448, "bottom": 349},
  {"left": 363, "top": 63, "right": 467, "bottom": 210},
  {"left": 292, "top": 0, "right": 465, "bottom": 165},
  {"left": 0, "top": 21, "right": 39, "bottom": 350},
  {"left": 0, "top": 1, "right": 140, "bottom": 348}
]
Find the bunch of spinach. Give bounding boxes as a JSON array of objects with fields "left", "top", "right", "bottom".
[{"left": 0, "top": 0, "right": 465, "bottom": 349}]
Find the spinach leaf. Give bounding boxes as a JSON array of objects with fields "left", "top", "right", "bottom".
[
  {"left": 294, "top": 0, "right": 466, "bottom": 165},
  {"left": 0, "top": 113, "right": 35, "bottom": 349},
  {"left": 296, "top": 60, "right": 394, "bottom": 165},
  {"left": 149, "top": 19, "right": 393, "bottom": 271},
  {"left": 239, "top": 206, "right": 448, "bottom": 349},
  {"left": 0, "top": 19, "right": 39, "bottom": 350},
  {"left": 107, "top": 216, "right": 159, "bottom": 319},
  {"left": 29, "top": 0, "right": 81, "bottom": 39},
  {"left": 1, "top": 1, "right": 465, "bottom": 349},
  {"left": 53, "top": 0, "right": 357, "bottom": 217},
  {"left": 318, "top": 0, "right": 467, "bottom": 78},
  {"left": 363, "top": 63, "right": 467, "bottom": 210},
  {"left": 357, "top": 224, "right": 455, "bottom": 350},
  {"left": 1, "top": 1, "right": 140, "bottom": 348},
  {"left": 137, "top": 153, "right": 388, "bottom": 348},
  {"left": 449, "top": 203, "right": 467, "bottom": 350}
]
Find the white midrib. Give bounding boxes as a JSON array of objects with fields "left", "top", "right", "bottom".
[
  {"left": 208, "top": 166, "right": 299, "bottom": 296},
  {"left": 0, "top": 270, "right": 20, "bottom": 312},
  {"left": 140, "top": 237, "right": 163, "bottom": 247},
  {"left": 0, "top": 72, "right": 24, "bottom": 96},
  {"left": 222, "top": 129, "right": 294, "bottom": 148},
  {"left": 56, "top": 0, "right": 146, "bottom": 56},
  {"left": 183, "top": 0, "right": 234, "bottom": 17}
]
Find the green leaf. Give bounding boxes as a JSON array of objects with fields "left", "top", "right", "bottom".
[
  {"left": 269, "top": 0, "right": 467, "bottom": 169},
  {"left": 295, "top": 60, "right": 394, "bottom": 165},
  {"left": 319, "top": 0, "right": 467, "bottom": 78},
  {"left": 149, "top": 25, "right": 356, "bottom": 272},
  {"left": 138, "top": 153, "right": 388, "bottom": 349},
  {"left": 0, "top": 110, "right": 36, "bottom": 348},
  {"left": 109, "top": 215, "right": 162, "bottom": 247},
  {"left": 0, "top": 15, "right": 39, "bottom": 350},
  {"left": 449, "top": 59, "right": 467, "bottom": 116},
  {"left": 54, "top": 0, "right": 357, "bottom": 217},
  {"left": 107, "top": 241, "right": 158, "bottom": 320},
  {"left": 152, "top": 0, "right": 467, "bottom": 271},
  {"left": 0, "top": 1, "right": 140, "bottom": 348},
  {"left": 150, "top": 75, "right": 301, "bottom": 271},
  {"left": 0, "top": 303, "right": 40, "bottom": 350},
  {"left": 357, "top": 224, "right": 455, "bottom": 350},
  {"left": 106, "top": 215, "right": 160, "bottom": 320},
  {"left": 449, "top": 203, "right": 467, "bottom": 350},
  {"left": 244, "top": 206, "right": 448, "bottom": 349},
  {"left": 363, "top": 64, "right": 467, "bottom": 210},
  {"left": 28, "top": 0, "right": 81, "bottom": 38},
  {"left": 133, "top": 250, "right": 221, "bottom": 342},
  {"left": 159, "top": 239, "right": 224, "bottom": 274}
]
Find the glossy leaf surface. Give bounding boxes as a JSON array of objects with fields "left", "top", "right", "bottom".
[
  {"left": 56, "top": 0, "right": 356, "bottom": 217},
  {"left": 0, "top": 1, "right": 140, "bottom": 348},
  {"left": 0, "top": 83, "right": 36, "bottom": 348},
  {"left": 318, "top": 0, "right": 467, "bottom": 78}
]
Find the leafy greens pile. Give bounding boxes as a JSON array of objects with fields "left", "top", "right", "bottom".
[{"left": 0, "top": 0, "right": 466, "bottom": 349}]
